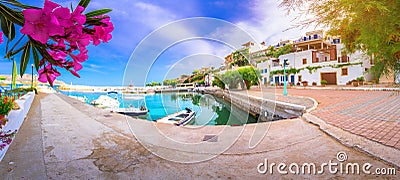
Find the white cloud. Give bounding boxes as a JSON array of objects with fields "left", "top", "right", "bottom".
[
  {"left": 233, "top": 0, "right": 315, "bottom": 45},
  {"left": 164, "top": 54, "right": 224, "bottom": 79}
]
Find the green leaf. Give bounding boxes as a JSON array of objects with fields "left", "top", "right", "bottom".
[
  {"left": 8, "top": 22, "right": 15, "bottom": 41},
  {"left": 85, "top": 17, "right": 108, "bottom": 26},
  {"left": 0, "top": 3, "right": 24, "bottom": 26},
  {"left": 0, "top": 15, "right": 9, "bottom": 38},
  {"left": 70, "top": 2, "right": 74, "bottom": 12},
  {"left": 4, "top": 44, "right": 24, "bottom": 59},
  {"left": 0, "top": 15, "right": 16, "bottom": 41},
  {"left": 78, "top": 0, "right": 90, "bottom": 8},
  {"left": 1, "top": 0, "right": 40, "bottom": 9},
  {"left": 20, "top": 42, "right": 31, "bottom": 76},
  {"left": 32, "top": 46, "right": 40, "bottom": 71},
  {"left": 85, "top": 8, "right": 112, "bottom": 17}
]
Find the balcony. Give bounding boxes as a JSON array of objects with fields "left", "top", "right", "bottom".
[
  {"left": 331, "top": 38, "right": 341, "bottom": 44},
  {"left": 294, "top": 34, "right": 323, "bottom": 43}
]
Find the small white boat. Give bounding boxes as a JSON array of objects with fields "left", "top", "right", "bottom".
[
  {"left": 90, "top": 95, "right": 120, "bottom": 109},
  {"left": 110, "top": 106, "right": 149, "bottom": 116},
  {"left": 157, "top": 108, "right": 195, "bottom": 126}
]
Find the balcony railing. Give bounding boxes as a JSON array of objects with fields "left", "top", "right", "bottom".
[{"left": 294, "top": 34, "right": 323, "bottom": 43}]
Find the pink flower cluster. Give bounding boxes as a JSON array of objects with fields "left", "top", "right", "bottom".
[
  {"left": 20, "top": 0, "right": 114, "bottom": 86},
  {"left": 0, "top": 130, "right": 16, "bottom": 150}
]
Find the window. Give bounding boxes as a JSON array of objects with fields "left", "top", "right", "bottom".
[
  {"left": 302, "top": 58, "right": 307, "bottom": 65},
  {"left": 298, "top": 75, "right": 302, "bottom": 82},
  {"left": 341, "top": 68, "right": 348, "bottom": 76},
  {"left": 264, "top": 69, "right": 268, "bottom": 74},
  {"left": 324, "top": 57, "right": 328, "bottom": 62},
  {"left": 315, "top": 57, "right": 319, "bottom": 63},
  {"left": 341, "top": 55, "right": 349, "bottom": 63}
]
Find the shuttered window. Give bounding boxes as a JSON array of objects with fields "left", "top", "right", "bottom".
[{"left": 341, "top": 68, "right": 348, "bottom": 76}]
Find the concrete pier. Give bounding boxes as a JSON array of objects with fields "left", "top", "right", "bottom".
[{"left": 204, "top": 89, "right": 306, "bottom": 120}]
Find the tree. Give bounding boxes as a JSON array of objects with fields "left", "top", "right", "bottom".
[
  {"left": 220, "top": 70, "right": 241, "bottom": 89},
  {"left": 280, "top": 0, "right": 400, "bottom": 81},
  {"left": 232, "top": 48, "right": 250, "bottom": 67},
  {"left": 272, "top": 44, "right": 293, "bottom": 58},
  {"left": 145, "top": 81, "right": 161, "bottom": 87},
  {"left": 163, "top": 79, "right": 177, "bottom": 87},
  {"left": 212, "top": 76, "right": 225, "bottom": 89},
  {"left": 237, "top": 66, "right": 261, "bottom": 90},
  {"left": 192, "top": 70, "right": 200, "bottom": 75},
  {"left": 0, "top": 0, "right": 114, "bottom": 86}
]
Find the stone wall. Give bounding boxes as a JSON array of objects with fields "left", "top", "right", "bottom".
[{"left": 204, "top": 89, "right": 306, "bottom": 121}]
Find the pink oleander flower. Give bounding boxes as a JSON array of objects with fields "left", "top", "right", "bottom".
[
  {"left": 72, "top": 6, "right": 86, "bottom": 26},
  {"left": 70, "top": 48, "right": 88, "bottom": 71},
  {"left": 17, "top": 0, "right": 114, "bottom": 86},
  {"left": 20, "top": 0, "right": 65, "bottom": 43},
  {"left": 53, "top": 6, "right": 73, "bottom": 28},
  {"left": 67, "top": 33, "right": 91, "bottom": 50},
  {"left": 48, "top": 49, "right": 67, "bottom": 62},
  {"left": 0, "top": 32, "right": 3, "bottom": 44},
  {"left": 92, "top": 17, "right": 114, "bottom": 46},
  {"left": 38, "top": 64, "right": 61, "bottom": 86}
]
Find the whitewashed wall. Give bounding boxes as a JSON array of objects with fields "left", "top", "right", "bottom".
[{"left": 257, "top": 61, "right": 270, "bottom": 84}]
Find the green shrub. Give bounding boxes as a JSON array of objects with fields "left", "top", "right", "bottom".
[
  {"left": 0, "top": 96, "right": 14, "bottom": 116},
  {"left": 212, "top": 76, "right": 225, "bottom": 89},
  {"left": 8, "top": 87, "right": 37, "bottom": 94},
  {"left": 356, "top": 76, "right": 365, "bottom": 82}
]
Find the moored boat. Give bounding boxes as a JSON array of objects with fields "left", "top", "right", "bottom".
[
  {"left": 90, "top": 95, "right": 120, "bottom": 109},
  {"left": 111, "top": 106, "right": 149, "bottom": 116},
  {"left": 156, "top": 108, "right": 195, "bottom": 126}
]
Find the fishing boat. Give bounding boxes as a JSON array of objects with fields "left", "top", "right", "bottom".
[
  {"left": 111, "top": 105, "right": 149, "bottom": 116},
  {"left": 157, "top": 108, "right": 195, "bottom": 126}
]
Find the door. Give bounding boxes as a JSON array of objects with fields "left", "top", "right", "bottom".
[
  {"left": 274, "top": 76, "right": 280, "bottom": 84},
  {"left": 290, "top": 75, "right": 295, "bottom": 84},
  {"left": 321, "top": 72, "right": 337, "bottom": 85}
]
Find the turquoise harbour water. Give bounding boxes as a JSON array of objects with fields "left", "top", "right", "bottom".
[{"left": 61, "top": 91, "right": 257, "bottom": 126}]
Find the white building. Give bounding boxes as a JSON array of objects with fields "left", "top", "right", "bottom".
[
  {"left": 256, "top": 60, "right": 270, "bottom": 85},
  {"left": 257, "top": 30, "right": 374, "bottom": 86}
]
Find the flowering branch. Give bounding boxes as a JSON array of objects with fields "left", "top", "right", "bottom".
[{"left": 0, "top": 0, "right": 114, "bottom": 86}]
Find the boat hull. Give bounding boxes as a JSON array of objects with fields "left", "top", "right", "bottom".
[
  {"left": 156, "top": 110, "right": 195, "bottom": 126},
  {"left": 117, "top": 111, "right": 148, "bottom": 116}
]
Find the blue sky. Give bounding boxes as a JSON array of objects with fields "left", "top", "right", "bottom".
[{"left": 0, "top": 0, "right": 313, "bottom": 86}]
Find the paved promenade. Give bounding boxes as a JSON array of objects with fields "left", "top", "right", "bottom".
[
  {"left": 0, "top": 93, "right": 398, "bottom": 179},
  {"left": 269, "top": 89, "right": 400, "bottom": 150}
]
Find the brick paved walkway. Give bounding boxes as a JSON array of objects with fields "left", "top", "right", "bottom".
[{"left": 264, "top": 89, "right": 400, "bottom": 150}]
